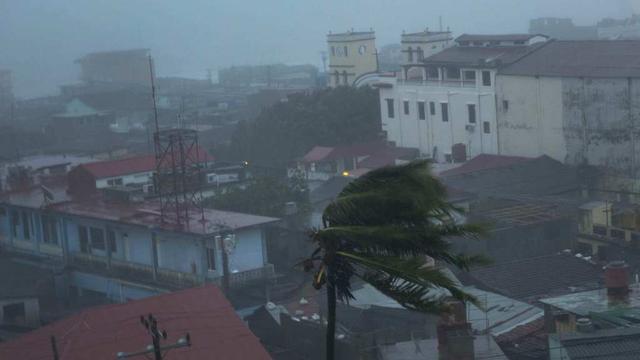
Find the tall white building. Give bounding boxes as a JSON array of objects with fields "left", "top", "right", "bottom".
[{"left": 379, "top": 33, "right": 547, "bottom": 162}]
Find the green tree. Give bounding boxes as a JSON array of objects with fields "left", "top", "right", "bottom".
[
  {"left": 302, "top": 160, "right": 487, "bottom": 360},
  {"left": 223, "top": 87, "right": 381, "bottom": 168},
  {"left": 204, "top": 175, "right": 309, "bottom": 218}
]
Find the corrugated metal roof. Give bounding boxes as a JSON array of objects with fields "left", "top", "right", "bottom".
[
  {"left": 440, "top": 154, "right": 534, "bottom": 177},
  {"left": 423, "top": 45, "right": 537, "bottom": 67},
  {"left": 0, "top": 285, "right": 272, "bottom": 360},
  {"left": 500, "top": 40, "right": 640, "bottom": 78}
]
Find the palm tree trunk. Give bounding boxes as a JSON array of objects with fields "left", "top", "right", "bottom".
[{"left": 326, "top": 268, "right": 336, "bottom": 360}]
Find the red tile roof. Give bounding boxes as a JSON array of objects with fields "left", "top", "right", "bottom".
[
  {"left": 439, "top": 154, "right": 534, "bottom": 177},
  {"left": 79, "top": 147, "right": 214, "bottom": 179},
  {"left": 302, "top": 142, "right": 388, "bottom": 163},
  {"left": 0, "top": 285, "right": 271, "bottom": 360}
]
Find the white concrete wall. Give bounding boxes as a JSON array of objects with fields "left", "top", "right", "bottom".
[
  {"left": 95, "top": 171, "right": 154, "bottom": 189},
  {"left": 228, "top": 227, "right": 266, "bottom": 273},
  {"left": 380, "top": 71, "right": 498, "bottom": 161},
  {"left": 496, "top": 75, "right": 567, "bottom": 161}
]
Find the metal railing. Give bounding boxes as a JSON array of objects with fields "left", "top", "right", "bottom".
[
  {"left": 69, "top": 252, "right": 273, "bottom": 289},
  {"left": 397, "top": 79, "right": 477, "bottom": 88}
]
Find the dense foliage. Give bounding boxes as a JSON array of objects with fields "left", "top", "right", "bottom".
[
  {"left": 302, "top": 160, "right": 488, "bottom": 360},
  {"left": 225, "top": 86, "right": 381, "bottom": 168},
  {"left": 203, "top": 174, "right": 309, "bottom": 218}
]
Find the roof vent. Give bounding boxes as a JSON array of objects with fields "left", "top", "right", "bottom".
[
  {"left": 605, "top": 261, "right": 630, "bottom": 296},
  {"left": 576, "top": 318, "right": 594, "bottom": 333}
]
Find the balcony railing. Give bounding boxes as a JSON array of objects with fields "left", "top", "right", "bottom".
[
  {"left": 69, "top": 253, "right": 273, "bottom": 289},
  {"left": 397, "top": 79, "right": 477, "bottom": 88},
  {"left": 582, "top": 224, "right": 640, "bottom": 248}
]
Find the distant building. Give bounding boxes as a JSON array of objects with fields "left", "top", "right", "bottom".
[
  {"left": 327, "top": 30, "right": 378, "bottom": 87},
  {"left": 0, "top": 285, "right": 272, "bottom": 360},
  {"left": 218, "top": 64, "right": 319, "bottom": 88},
  {"left": 597, "top": 15, "right": 640, "bottom": 39},
  {"left": 47, "top": 98, "right": 113, "bottom": 148},
  {"left": 0, "top": 70, "right": 13, "bottom": 119},
  {"left": 75, "top": 49, "right": 152, "bottom": 87},
  {"left": 529, "top": 17, "right": 598, "bottom": 40},
  {"left": 379, "top": 33, "right": 547, "bottom": 162}
]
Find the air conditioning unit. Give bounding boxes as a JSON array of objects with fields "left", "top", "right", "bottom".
[
  {"left": 465, "top": 124, "right": 475, "bottom": 132},
  {"left": 142, "top": 183, "right": 154, "bottom": 194}
]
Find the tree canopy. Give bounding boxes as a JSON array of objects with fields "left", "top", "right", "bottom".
[{"left": 224, "top": 87, "right": 381, "bottom": 168}]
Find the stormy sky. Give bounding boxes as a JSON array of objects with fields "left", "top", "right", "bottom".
[{"left": 0, "top": 0, "right": 634, "bottom": 98}]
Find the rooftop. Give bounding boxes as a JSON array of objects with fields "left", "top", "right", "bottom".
[
  {"left": 75, "top": 48, "right": 150, "bottom": 63},
  {"left": 1, "top": 185, "right": 279, "bottom": 235},
  {"left": 467, "top": 253, "right": 603, "bottom": 301},
  {"left": 378, "top": 333, "right": 507, "bottom": 360},
  {"left": 540, "top": 283, "right": 640, "bottom": 321},
  {"left": 500, "top": 40, "right": 640, "bottom": 78},
  {"left": 456, "top": 33, "right": 548, "bottom": 42},
  {"left": 551, "top": 327, "right": 640, "bottom": 360},
  {"left": 327, "top": 31, "right": 375, "bottom": 42},
  {"left": 423, "top": 43, "right": 544, "bottom": 67},
  {"left": 76, "top": 147, "right": 213, "bottom": 179},
  {"left": 0, "top": 285, "right": 272, "bottom": 360},
  {"left": 441, "top": 155, "right": 580, "bottom": 197}
]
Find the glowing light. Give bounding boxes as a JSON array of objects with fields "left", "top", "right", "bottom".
[{"left": 342, "top": 171, "right": 350, "bottom": 177}]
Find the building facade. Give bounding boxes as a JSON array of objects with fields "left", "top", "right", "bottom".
[
  {"left": 327, "top": 30, "right": 378, "bottom": 87},
  {"left": 0, "top": 186, "right": 278, "bottom": 302},
  {"left": 496, "top": 40, "right": 640, "bottom": 183},
  {"left": 379, "top": 33, "right": 546, "bottom": 162}
]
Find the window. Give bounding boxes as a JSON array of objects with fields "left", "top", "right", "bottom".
[
  {"left": 467, "top": 104, "right": 476, "bottom": 124},
  {"left": 482, "top": 71, "right": 492, "bottom": 86},
  {"left": 407, "top": 46, "right": 413, "bottom": 62},
  {"left": 417, "top": 47, "right": 424, "bottom": 61},
  {"left": 342, "top": 71, "right": 348, "bottom": 85},
  {"left": 331, "top": 46, "right": 335, "bottom": 56},
  {"left": 441, "top": 103, "right": 449, "bottom": 122},
  {"left": 483, "top": 121, "right": 491, "bottom": 134},
  {"left": 403, "top": 100, "right": 410, "bottom": 115},
  {"left": 464, "top": 70, "right": 476, "bottom": 81},
  {"left": 343, "top": 46, "right": 348, "bottom": 57},
  {"left": 90, "top": 227, "right": 105, "bottom": 250},
  {"left": 459, "top": 41, "right": 470, "bottom": 46},
  {"left": 107, "top": 178, "right": 123, "bottom": 186},
  {"left": 10, "top": 211, "right": 19, "bottom": 238},
  {"left": 503, "top": 100, "right": 509, "bottom": 112},
  {"left": 79, "top": 226, "right": 89, "bottom": 253},
  {"left": 3, "top": 303, "right": 26, "bottom": 325},
  {"left": 107, "top": 229, "right": 117, "bottom": 253},
  {"left": 206, "top": 247, "right": 216, "bottom": 270},
  {"left": 418, "top": 101, "right": 426, "bottom": 120},
  {"left": 42, "top": 215, "right": 58, "bottom": 245},
  {"left": 334, "top": 71, "right": 339, "bottom": 85},
  {"left": 386, "top": 99, "right": 395, "bottom": 118},
  {"left": 21, "top": 212, "right": 30, "bottom": 240},
  {"left": 427, "top": 67, "right": 439, "bottom": 79},
  {"left": 514, "top": 40, "right": 525, "bottom": 45},
  {"left": 446, "top": 67, "right": 460, "bottom": 80},
  {"left": 429, "top": 102, "right": 436, "bottom": 116}
]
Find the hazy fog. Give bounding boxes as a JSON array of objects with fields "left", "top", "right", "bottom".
[{"left": 0, "top": 0, "right": 635, "bottom": 98}]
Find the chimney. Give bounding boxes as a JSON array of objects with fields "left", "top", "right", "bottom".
[
  {"left": 605, "top": 261, "right": 630, "bottom": 296},
  {"left": 576, "top": 318, "right": 595, "bottom": 333}
]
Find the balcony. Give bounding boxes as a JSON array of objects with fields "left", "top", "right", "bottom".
[
  {"left": 69, "top": 253, "right": 274, "bottom": 289},
  {"left": 580, "top": 224, "right": 640, "bottom": 248},
  {"left": 397, "top": 79, "right": 478, "bottom": 88}
]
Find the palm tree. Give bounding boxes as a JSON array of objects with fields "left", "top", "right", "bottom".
[{"left": 302, "top": 160, "right": 487, "bottom": 360}]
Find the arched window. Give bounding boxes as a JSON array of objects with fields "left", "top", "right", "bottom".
[
  {"left": 342, "top": 71, "right": 348, "bottom": 85},
  {"left": 343, "top": 46, "right": 348, "bottom": 57},
  {"left": 417, "top": 46, "right": 424, "bottom": 61},
  {"left": 407, "top": 46, "right": 413, "bottom": 62},
  {"left": 334, "top": 71, "right": 340, "bottom": 86}
]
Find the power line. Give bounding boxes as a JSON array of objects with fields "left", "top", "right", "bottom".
[{"left": 116, "top": 314, "right": 191, "bottom": 360}]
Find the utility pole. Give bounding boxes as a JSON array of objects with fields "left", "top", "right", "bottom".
[
  {"left": 116, "top": 314, "right": 191, "bottom": 359},
  {"left": 51, "top": 336, "right": 59, "bottom": 360}
]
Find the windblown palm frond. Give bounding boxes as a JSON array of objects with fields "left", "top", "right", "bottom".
[{"left": 303, "top": 160, "right": 489, "bottom": 360}]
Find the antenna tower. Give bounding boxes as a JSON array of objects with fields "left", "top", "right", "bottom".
[{"left": 148, "top": 55, "right": 205, "bottom": 228}]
